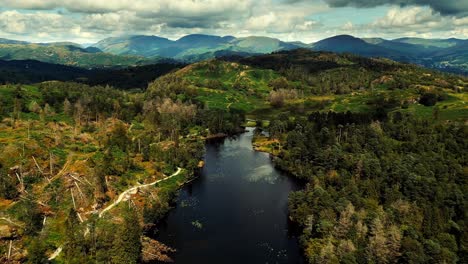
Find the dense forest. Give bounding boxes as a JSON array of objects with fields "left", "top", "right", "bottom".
[
  {"left": 260, "top": 111, "right": 467, "bottom": 263},
  {"left": 247, "top": 51, "right": 467, "bottom": 263},
  {"left": 0, "top": 60, "right": 184, "bottom": 89}
]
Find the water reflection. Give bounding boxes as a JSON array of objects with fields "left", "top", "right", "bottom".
[
  {"left": 247, "top": 164, "right": 277, "bottom": 183},
  {"left": 154, "top": 128, "right": 304, "bottom": 264}
]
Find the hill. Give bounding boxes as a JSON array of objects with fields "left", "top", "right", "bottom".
[
  {"left": 2, "top": 35, "right": 467, "bottom": 74},
  {"left": 0, "top": 82, "right": 205, "bottom": 262},
  {"left": 93, "top": 35, "right": 173, "bottom": 57},
  {"left": 312, "top": 35, "right": 468, "bottom": 75},
  {"left": 393, "top": 37, "right": 464, "bottom": 48},
  {"left": 0, "top": 43, "right": 157, "bottom": 68},
  {"left": 93, "top": 34, "right": 304, "bottom": 62},
  {"left": 147, "top": 49, "right": 467, "bottom": 121},
  {"left": 0, "top": 38, "right": 29, "bottom": 45},
  {"left": 157, "top": 50, "right": 466, "bottom": 263},
  {"left": 93, "top": 34, "right": 468, "bottom": 74},
  {"left": 311, "top": 35, "right": 398, "bottom": 57}
]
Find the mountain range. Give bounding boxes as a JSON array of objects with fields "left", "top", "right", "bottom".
[
  {"left": 91, "top": 34, "right": 468, "bottom": 73},
  {"left": 0, "top": 34, "right": 466, "bottom": 74}
]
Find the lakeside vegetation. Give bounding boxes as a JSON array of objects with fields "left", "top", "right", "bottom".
[
  {"left": 0, "top": 80, "right": 241, "bottom": 262},
  {"left": 255, "top": 112, "right": 467, "bottom": 263},
  {"left": 244, "top": 51, "right": 467, "bottom": 263}
]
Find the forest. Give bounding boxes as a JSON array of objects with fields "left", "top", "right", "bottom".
[
  {"left": 0, "top": 80, "right": 243, "bottom": 262},
  {"left": 0, "top": 49, "right": 466, "bottom": 263},
  {"left": 261, "top": 111, "right": 467, "bottom": 263}
]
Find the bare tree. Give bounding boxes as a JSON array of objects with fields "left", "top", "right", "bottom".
[
  {"left": 156, "top": 98, "right": 196, "bottom": 146},
  {"left": 63, "top": 99, "right": 72, "bottom": 115},
  {"left": 268, "top": 89, "right": 298, "bottom": 108}
]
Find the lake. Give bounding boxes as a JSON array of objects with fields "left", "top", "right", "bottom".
[{"left": 155, "top": 128, "right": 304, "bottom": 263}]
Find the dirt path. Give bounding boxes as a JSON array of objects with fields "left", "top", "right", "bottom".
[
  {"left": 99, "top": 167, "right": 182, "bottom": 217},
  {"left": 48, "top": 247, "right": 62, "bottom": 260},
  {"left": 48, "top": 167, "right": 183, "bottom": 260}
]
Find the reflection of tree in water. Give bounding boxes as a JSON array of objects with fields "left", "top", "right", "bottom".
[
  {"left": 180, "top": 197, "right": 199, "bottom": 208},
  {"left": 247, "top": 164, "right": 278, "bottom": 184},
  {"left": 258, "top": 242, "right": 288, "bottom": 261}
]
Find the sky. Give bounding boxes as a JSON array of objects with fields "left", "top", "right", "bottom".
[{"left": 0, "top": 0, "right": 467, "bottom": 44}]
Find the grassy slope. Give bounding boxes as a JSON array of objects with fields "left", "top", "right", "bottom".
[
  {"left": 0, "top": 44, "right": 151, "bottom": 68},
  {"left": 177, "top": 60, "right": 278, "bottom": 112},
  {"left": 0, "top": 85, "right": 190, "bottom": 260},
  {"left": 173, "top": 53, "right": 467, "bottom": 123}
]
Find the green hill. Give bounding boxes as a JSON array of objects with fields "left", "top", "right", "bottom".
[
  {"left": 0, "top": 38, "right": 29, "bottom": 45},
  {"left": 93, "top": 34, "right": 304, "bottom": 62},
  {"left": 393, "top": 37, "right": 464, "bottom": 48},
  {"left": 93, "top": 34, "right": 468, "bottom": 74},
  {"left": 312, "top": 36, "right": 468, "bottom": 75},
  {"left": 147, "top": 49, "right": 467, "bottom": 121},
  {"left": 2, "top": 34, "right": 467, "bottom": 74},
  {"left": 0, "top": 43, "right": 155, "bottom": 68}
]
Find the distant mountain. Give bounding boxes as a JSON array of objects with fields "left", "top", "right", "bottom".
[
  {"left": 92, "top": 34, "right": 303, "bottom": 62},
  {"left": 0, "top": 38, "right": 29, "bottom": 45},
  {"left": 362, "top": 38, "right": 433, "bottom": 56},
  {"left": 393, "top": 37, "right": 464, "bottom": 49},
  {"left": 230, "top": 36, "right": 299, "bottom": 53},
  {"left": 94, "top": 35, "right": 173, "bottom": 57},
  {"left": 311, "top": 35, "right": 399, "bottom": 57},
  {"left": 1, "top": 34, "right": 466, "bottom": 74},
  {"left": 0, "top": 43, "right": 159, "bottom": 68},
  {"left": 427, "top": 40, "right": 468, "bottom": 74},
  {"left": 83, "top": 47, "right": 103, "bottom": 53},
  {"left": 175, "top": 34, "right": 232, "bottom": 47},
  {"left": 310, "top": 35, "right": 468, "bottom": 74},
  {"left": 38, "top": 41, "right": 83, "bottom": 47}
]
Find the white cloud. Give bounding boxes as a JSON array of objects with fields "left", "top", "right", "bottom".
[
  {"left": 371, "top": 6, "right": 443, "bottom": 29},
  {"left": 333, "top": 6, "right": 468, "bottom": 39},
  {"left": 0, "top": 1, "right": 466, "bottom": 43},
  {"left": 0, "top": 0, "right": 328, "bottom": 43},
  {"left": 0, "top": 10, "right": 70, "bottom": 34},
  {"left": 0, "top": 0, "right": 252, "bottom": 17}
]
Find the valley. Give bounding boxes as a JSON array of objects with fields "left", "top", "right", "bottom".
[{"left": 0, "top": 34, "right": 467, "bottom": 75}]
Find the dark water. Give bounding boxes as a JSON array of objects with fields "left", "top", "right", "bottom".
[{"left": 155, "top": 128, "right": 304, "bottom": 264}]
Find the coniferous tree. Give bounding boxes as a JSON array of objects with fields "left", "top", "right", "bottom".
[
  {"left": 111, "top": 205, "right": 142, "bottom": 264},
  {"left": 63, "top": 208, "right": 87, "bottom": 264}
]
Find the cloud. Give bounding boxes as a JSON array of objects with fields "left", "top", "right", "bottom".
[
  {"left": 337, "top": 6, "right": 468, "bottom": 39},
  {"left": 0, "top": 1, "right": 254, "bottom": 42},
  {"left": 0, "top": 0, "right": 252, "bottom": 16},
  {"left": 0, "top": 0, "right": 465, "bottom": 43},
  {"left": 0, "top": 10, "right": 72, "bottom": 34},
  {"left": 371, "top": 6, "right": 443, "bottom": 28},
  {"left": 0, "top": 0, "right": 254, "bottom": 33},
  {"left": 244, "top": 11, "right": 321, "bottom": 33},
  {"left": 0, "top": 0, "right": 328, "bottom": 43},
  {"left": 324, "top": 0, "right": 468, "bottom": 16}
]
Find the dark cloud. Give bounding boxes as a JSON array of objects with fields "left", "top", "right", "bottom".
[{"left": 324, "top": 0, "right": 468, "bottom": 16}]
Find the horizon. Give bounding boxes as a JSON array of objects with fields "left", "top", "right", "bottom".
[
  {"left": 0, "top": 0, "right": 467, "bottom": 43},
  {"left": 3, "top": 33, "right": 467, "bottom": 46}
]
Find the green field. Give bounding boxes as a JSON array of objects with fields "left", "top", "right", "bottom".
[{"left": 173, "top": 60, "right": 467, "bottom": 123}]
